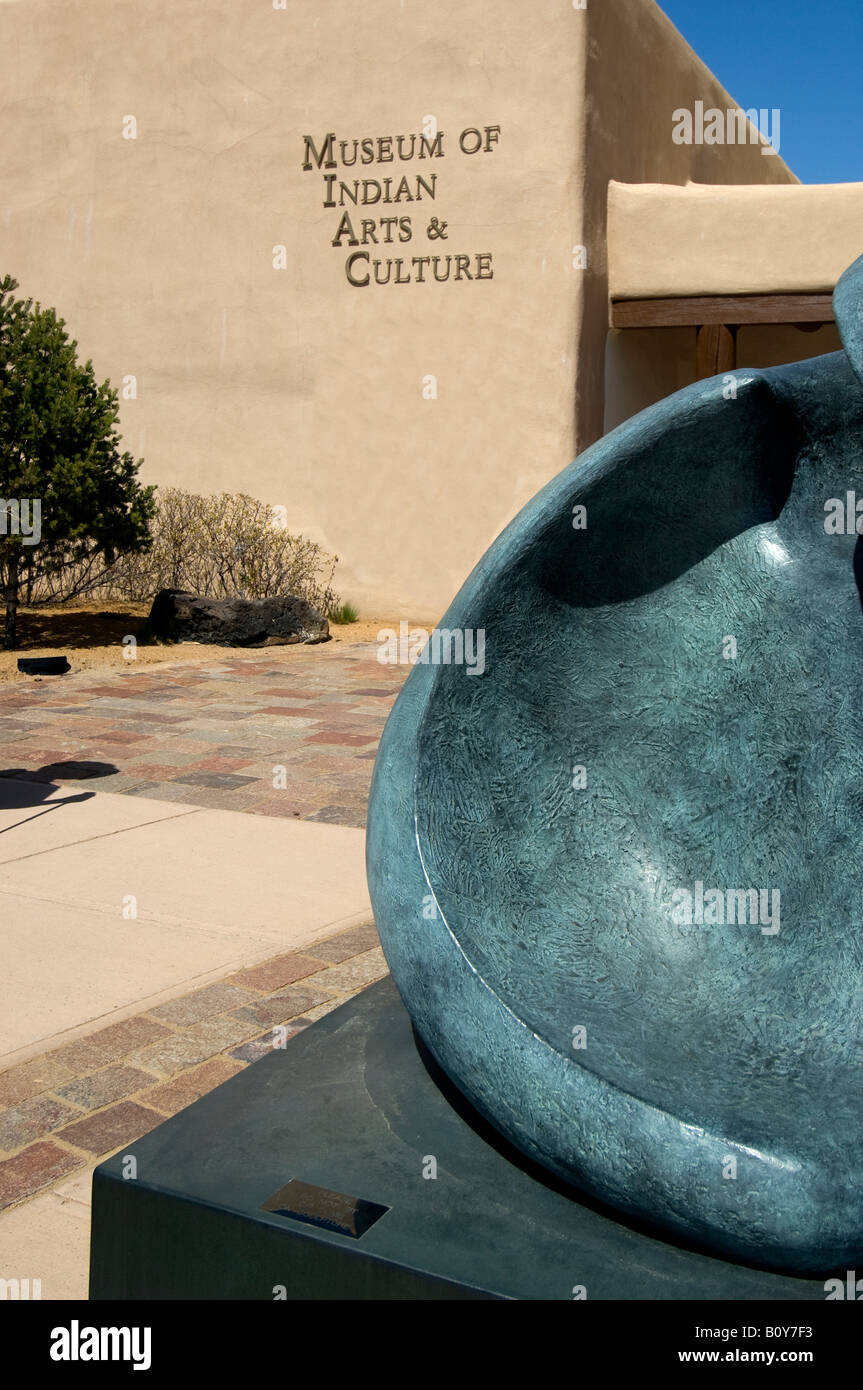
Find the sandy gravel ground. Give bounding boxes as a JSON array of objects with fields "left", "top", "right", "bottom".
[{"left": 0, "top": 603, "right": 434, "bottom": 683}]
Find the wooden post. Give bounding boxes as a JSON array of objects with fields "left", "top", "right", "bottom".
[{"left": 695, "top": 322, "right": 737, "bottom": 380}]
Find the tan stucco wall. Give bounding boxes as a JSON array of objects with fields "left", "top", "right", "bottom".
[
  {"left": 575, "top": 0, "right": 797, "bottom": 454},
  {"left": 608, "top": 181, "right": 863, "bottom": 300},
  {"left": 0, "top": 0, "right": 797, "bottom": 616}
]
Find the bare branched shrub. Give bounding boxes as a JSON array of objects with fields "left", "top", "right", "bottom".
[{"left": 23, "top": 488, "right": 340, "bottom": 613}]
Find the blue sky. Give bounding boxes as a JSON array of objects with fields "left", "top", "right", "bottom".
[{"left": 659, "top": 0, "right": 862, "bottom": 184}]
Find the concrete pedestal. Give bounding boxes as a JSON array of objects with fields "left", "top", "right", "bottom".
[{"left": 89, "top": 977, "right": 828, "bottom": 1300}]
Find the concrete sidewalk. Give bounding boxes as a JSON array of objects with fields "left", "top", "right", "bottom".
[
  {"left": 0, "top": 778, "right": 371, "bottom": 1068},
  {"left": 0, "top": 776, "right": 383, "bottom": 1299},
  {"left": 0, "top": 918, "right": 387, "bottom": 1299}
]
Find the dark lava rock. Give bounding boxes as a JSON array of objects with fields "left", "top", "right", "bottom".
[
  {"left": 17, "top": 656, "right": 70, "bottom": 675},
  {"left": 142, "top": 590, "right": 330, "bottom": 647}
]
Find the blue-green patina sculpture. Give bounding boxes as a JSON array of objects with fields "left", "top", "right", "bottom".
[{"left": 367, "top": 254, "right": 863, "bottom": 1274}]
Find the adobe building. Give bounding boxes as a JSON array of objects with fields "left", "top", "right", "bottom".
[{"left": 1, "top": 0, "right": 861, "bottom": 615}]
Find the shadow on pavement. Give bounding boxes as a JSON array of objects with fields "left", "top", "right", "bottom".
[{"left": 0, "top": 763, "right": 120, "bottom": 832}]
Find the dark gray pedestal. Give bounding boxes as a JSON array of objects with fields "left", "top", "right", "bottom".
[{"left": 89, "top": 977, "right": 830, "bottom": 1300}]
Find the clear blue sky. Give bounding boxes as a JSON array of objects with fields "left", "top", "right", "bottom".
[{"left": 659, "top": 0, "right": 862, "bottom": 184}]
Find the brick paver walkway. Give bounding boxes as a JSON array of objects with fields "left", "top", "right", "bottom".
[
  {"left": 0, "top": 643, "right": 408, "bottom": 829},
  {"left": 0, "top": 642, "right": 409, "bottom": 1286},
  {"left": 0, "top": 920, "right": 386, "bottom": 1213}
]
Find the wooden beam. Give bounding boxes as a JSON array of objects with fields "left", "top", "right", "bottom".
[
  {"left": 696, "top": 323, "right": 737, "bottom": 380},
  {"left": 611, "top": 292, "right": 834, "bottom": 330}
]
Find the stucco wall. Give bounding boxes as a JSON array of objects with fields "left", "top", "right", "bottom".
[
  {"left": 608, "top": 181, "right": 863, "bottom": 300},
  {"left": 576, "top": 0, "right": 797, "bottom": 455},
  {"left": 0, "top": 0, "right": 797, "bottom": 616}
]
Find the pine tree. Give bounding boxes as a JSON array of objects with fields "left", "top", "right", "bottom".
[{"left": 0, "top": 275, "right": 155, "bottom": 648}]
